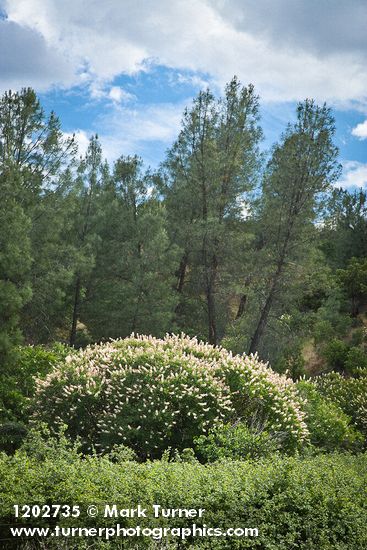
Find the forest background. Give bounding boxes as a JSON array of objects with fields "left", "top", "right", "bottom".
[{"left": 1, "top": 81, "right": 366, "bottom": 388}]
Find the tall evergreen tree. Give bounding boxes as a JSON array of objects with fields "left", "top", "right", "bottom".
[
  {"left": 0, "top": 88, "right": 74, "bottom": 206},
  {"left": 0, "top": 88, "right": 74, "bottom": 351},
  {"left": 247, "top": 100, "right": 340, "bottom": 355},
  {"left": 320, "top": 188, "right": 367, "bottom": 268},
  {"left": 83, "top": 155, "right": 178, "bottom": 340},
  {"left": 0, "top": 169, "right": 32, "bottom": 364},
  {"left": 163, "top": 77, "right": 262, "bottom": 344},
  {"left": 21, "top": 168, "right": 80, "bottom": 342},
  {"left": 66, "top": 135, "right": 105, "bottom": 347}
]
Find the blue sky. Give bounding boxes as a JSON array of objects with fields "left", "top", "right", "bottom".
[{"left": 1, "top": 0, "right": 366, "bottom": 189}]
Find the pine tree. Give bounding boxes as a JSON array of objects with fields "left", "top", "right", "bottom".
[
  {"left": 0, "top": 88, "right": 75, "bottom": 355},
  {"left": 0, "top": 169, "right": 32, "bottom": 364},
  {"left": 163, "top": 77, "right": 262, "bottom": 344},
  {"left": 320, "top": 188, "right": 367, "bottom": 268},
  {"left": 247, "top": 100, "right": 340, "bottom": 355},
  {"left": 66, "top": 135, "right": 105, "bottom": 347},
  {"left": 83, "top": 156, "right": 178, "bottom": 339}
]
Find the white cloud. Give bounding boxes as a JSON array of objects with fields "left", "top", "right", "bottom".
[
  {"left": 1, "top": 0, "right": 367, "bottom": 105},
  {"left": 87, "top": 80, "right": 134, "bottom": 103},
  {"left": 63, "top": 129, "right": 90, "bottom": 157},
  {"left": 65, "top": 101, "right": 185, "bottom": 165},
  {"left": 108, "top": 86, "right": 134, "bottom": 103},
  {"left": 338, "top": 161, "right": 367, "bottom": 189},
  {"left": 352, "top": 120, "right": 367, "bottom": 140}
]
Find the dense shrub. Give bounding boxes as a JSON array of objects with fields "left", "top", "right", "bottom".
[
  {"left": 273, "top": 345, "right": 306, "bottom": 380},
  {"left": 0, "top": 438, "right": 366, "bottom": 549},
  {"left": 194, "top": 422, "right": 279, "bottom": 462},
  {"left": 344, "top": 346, "right": 367, "bottom": 375},
  {"left": 32, "top": 334, "right": 308, "bottom": 457},
  {"left": 322, "top": 338, "right": 350, "bottom": 372},
  {"left": 0, "top": 344, "right": 71, "bottom": 452},
  {"left": 0, "top": 422, "right": 28, "bottom": 454},
  {"left": 314, "top": 372, "right": 367, "bottom": 436},
  {"left": 322, "top": 338, "right": 367, "bottom": 375},
  {"left": 0, "top": 344, "right": 70, "bottom": 421},
  {"left": 296, "top": 380, "right": 364, "bottom": 450}
]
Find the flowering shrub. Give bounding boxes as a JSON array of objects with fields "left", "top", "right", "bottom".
[
  {"left": 32, "top": 334, "right": 308, "bottom": 457},
  {"left": 314, "top": 372, "right": 367, "bottom": 436}
]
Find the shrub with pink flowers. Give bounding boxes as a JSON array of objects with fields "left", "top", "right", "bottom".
[{"left": 32, "top": 334, "right": 308, "bottom": 457}]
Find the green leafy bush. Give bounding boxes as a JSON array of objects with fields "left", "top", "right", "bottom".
[
  {"left": 314, "top": 372, "right": 367, "bottom": 436},
  {"left": 350, "top": 328, "right": 365, "bottom": 347},
  {"left": 32, "top": 334, "right": 308, "bottom": 457},
  {"left": 194, "top": 422, "right": 279, "bottom": 462},
  {"left": 312, "top": 289, "right": 351, "bottom": 345},
  {"left": 0, "top": 343, "right": 70, "bottom": 422},
  {"left": 0, "top": 422, "right": 28, "bottom": 455},
  {"left": 297, "top": 380, "right": 364, "bottom": 450},
  {"left": 345, "top": 346, "right": 367, "bottom": 375},
  {"left": 273, "top": 345, "right": 306, "bottom": 380},
  {"left": 322, "top": 338, "right": 350, "bottom": 372},
  {"left": 322, "top": 338, "right": 367, "bottom": 375},
  {"left": 0, "top": 439, "right": 366, "bottom": 549},
  {"left": 0, "top": 344, "right": 72, "bottom": 452}
]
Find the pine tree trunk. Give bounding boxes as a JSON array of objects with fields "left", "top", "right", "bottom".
[
  {"left": 176, "top": 252, "right": 188, "bottom": 293},
  {"left": 207, "top": 286, "right": 217, "bottom": 345},
  {"left": 248, "top": 290, "right": 274, "bottom": 354},
  {"left": 206, "top": 253, "right": 218, "bottom": 345},
  {"left": 235, "top": 294, "right": 247, "bottom": 319},
  {"left": 248, "top": 262, "right": 283, "bottom": 354},
  {"left": 69, "top": 275, "right": 81, "bottom": 347}
]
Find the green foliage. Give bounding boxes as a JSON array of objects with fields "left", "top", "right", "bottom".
[
  {"left": 0, "top": 443, "right": 366, "bottom": 549},
  {"left": 0, "top": 88, "right": 76, "bottom": 348},
  {"left": 0, "top": 343, "right": 70, "bottom": 426},
  {"left": 0, "top": 88, "right": 74, "bottom": 188},
  {"left": 350, "top": 328, "right": 365, "bottom": 347},
  {"left": 0, "top": 422, "right": 27, "bottom": 455},
  {"left": 65, "top": 135, "right": 106, "bottom": 347},
  {"left": 18, "top": 422, "right": 82, "bottom": 462},
  {"left": 337, "top": 256, "right": 367, "bottom": 316},
  {"left": 106, "top": 443, "right": 138, "bottom": 463},
  {"left": 21, "top": 170, "right": 80, "bottom": 343},
  {"left": 194, "top": 422, "right": 279, "bottom": 462},
  {"left": 320, "top": 188, "right": 367, "bottom": 267},
  {"left": 345, "top": 346, "right": 367, "bottom": 375},
  {"left": 297, "top": 380, "right": 364, "bottom": 451},
  {"left": 315, "top": 372, "right": 367, "bottom": 436},
  {"left": 0, "top": 342, "right": 70, "bottom": 453},
  {"left": 246, "top": 100, "right": 340, "bottom": 356},
  {"left": 163, "top": 77, "right": 262, "bottom": 344},
  {"left": 32, "top": 334, "right": 308, "bottom": 458},
  {"left": 273, "top": 344, "right": 306, "bottom": 380},
  {"left": 83, "top": 155, "right": 178, "bottom": 341},
  {"left": 321, "top": 338, "right": 367, "bottom": 375},
  {"left": 0, "top": 179, "right": 32, "bottom": 364},
  {"left": 322, "top": 338, "right": 350, "bottom": 372}
]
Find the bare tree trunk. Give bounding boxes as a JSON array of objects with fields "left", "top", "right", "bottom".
[
  {"left": 176, "top": 251, "right": 188, "bottom": 293},
  {"left": 248, "top": 261, "right": 283, "bottom": 354},
  {"left": 235, "top": 294, "right": 247, "bottom": 319},
  {"left": 207, "top": 285, "right": 217, "bottom": 345},
  {"left": 248, "top": 289, "right": 274, "bottom": 354},
  {"left": 206, "top": 253, "right": 218, "bottom": 345},
  {"left": 69, "top": 275, "right": 81, "bottom": 347}
]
